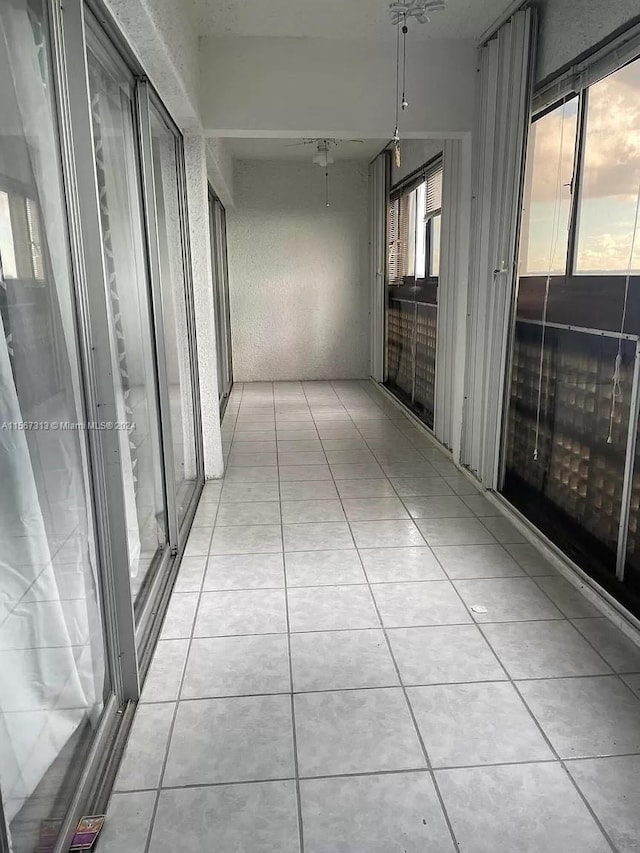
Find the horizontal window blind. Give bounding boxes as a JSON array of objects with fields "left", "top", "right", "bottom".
[
  {"left": 388, "top": 193, "right": 413, "bottom": 284},
  {"left": 425, "top": 163, "right": 442, "bottom": 219},
  {"left": 388, "top": 159, "right": 443, "bottom": 285}
]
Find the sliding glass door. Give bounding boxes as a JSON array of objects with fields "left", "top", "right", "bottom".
[
  {"left": 501, "top": 54, "right": 640, "bottom": 615},
  {"left": 0, "top": 1, "right": 109, "bottom": 848},
  {"left": 208, "top": 190, "right": 233, "bottom": 411},
  {"left": 385, "top": 159, "right": 442, "bottom": 428},
  {"left": 148, "top": 102, "right": 201, "bottom": 526},
  {"left": 0, "top": 0, "right": 205, "bottom": 848},
  {"left": 85, "top": 19, "right": 168, "bottom": 608}
]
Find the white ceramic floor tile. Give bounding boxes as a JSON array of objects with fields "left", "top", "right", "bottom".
[
  {"left": 149, "top": 782, "right": 300, "bottom": 853},
  {"left": 204, "top": 553, "right": 285, "bottom": 590},
  {"left": 294, "top": 688, "right": 425, "bottom": 776},
  {"left": 194, "top": 589, "right": 287, "bottom": 636},
  {"left": 436, "top": 763, "right": 611, "bottom": 853},
  {"left": 290, "top": 629, "right": 398, "bottom": 691},
  {"left": 285, "top": 549, "right": 365, "bottom": 586},
  {"left": 163, "top": 695, "right": 295, "bottom": 786},
  {"left": 300, "top": 772, "right": 455, "bottom": 853},
  {"left": 182, "top": 634, "right": 290, "bottom": 698}
]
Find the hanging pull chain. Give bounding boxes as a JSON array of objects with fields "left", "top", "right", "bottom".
[
  {"left": 393, "top": 16, "right": 401, "bottom": 167},
  {"left": 533, "top": 101, "right": 568, "bottom": 462},
  {"left": 607, "top": 182, "right": 640, "bottom": 444},
  {"left": 401, "top": 13, "right": 408, "bottom": 110}
]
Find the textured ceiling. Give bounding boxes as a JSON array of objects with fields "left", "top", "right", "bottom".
[
  {"left": 190, "top": 0, "right": 517, "bottom": 40},
  {"left": 223, "top": 137, "right": 388, "bottom": 162}
]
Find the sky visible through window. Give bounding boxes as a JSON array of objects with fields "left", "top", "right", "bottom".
[{"left": 521, "top": 56, "right": 640, "bottom": 276}]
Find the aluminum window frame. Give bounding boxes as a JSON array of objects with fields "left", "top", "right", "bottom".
[
  {"left": 499, "top": 43, "right": 640, "bottom": 594},
  {"left": 145, "top": 88, "right": 205, "bottom": 533},
  {"left": 208, "top": 186, "right": 234, "bottom": 412}
]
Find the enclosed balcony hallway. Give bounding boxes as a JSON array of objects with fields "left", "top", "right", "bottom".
[
  {"left": 4, "top": 0, "right": 640, "bottom": 850},
  {"left": 100, "top": 380, "right": 640, "bottom": 853}
]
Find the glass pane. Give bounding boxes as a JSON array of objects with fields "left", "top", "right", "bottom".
[
  {"left": 502, "top": 322, "right": 633, "bottom": 579},
  {"left": 0, "top": 1, "right": 108, "bottom": 849},
  {"left": 430, "top": 213, "right": 441, "bottom": 278},
  {"left": 386, "top": 298, "right": 415, "bottom": 400},
  {"left": 86, "top": 25, "right": 167, "bottom": 606},
  {"left": 385, "top": 175, "right": 438, "bottom": 430},
  {"left": 415, "top": 182, "right": 427, "bottom": 278},
  {"left": 219, "top": 204, "right": 233, "bottom": 395},
  {"left": 519, "top": 98, "right": 578, "bottom": 276},
  {"left": 149, "top": 105, "right": 199, "bottom": 524},
  {"left": 210, "top": 195, "right": 231, "bottom": 406},
  {"left": 413, "top": 302, "right": 437, "bottom": 427},
  {"left": 576, "top": 57, "right": 640, "bottom": 274}
]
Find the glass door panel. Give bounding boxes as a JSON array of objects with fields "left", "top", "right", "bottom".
[
  {"left": 85, "top": 22, "right": 167, "bottom": 608},
  {"left": 385, "top": 162, "right": 442, "bottom": 429},
  {"left": 0, "top": 1, "right": 109, "bottom": 848},
  {"left": 502, "top": 84, "right": 640, "bottom": 612},
  {"left": 209, "top": 191, "right": 232, "bottom": 409},
  {"left": 575, "top": 60, "right": 640, "bottom": 275},
  {"left": 149, "top": 104, "right": 199, "bottom": 525}
]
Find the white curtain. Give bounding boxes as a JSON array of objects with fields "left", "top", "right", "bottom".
[
  {"left": 0, "top": 0, "right": 104, "bottom": 832},
  {"left": 369, "top": 152, "right": 389, "bottom": 382},
  {"left": 87, "top": 54, "right": 145, "bottom": 577},
  {"left": 462, "top": 8, "right": 537, "bottom": 485}
]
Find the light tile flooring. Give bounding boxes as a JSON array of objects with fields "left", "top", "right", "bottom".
[{"left": 100, "top": 381, "right": 640, "bottom": 853}]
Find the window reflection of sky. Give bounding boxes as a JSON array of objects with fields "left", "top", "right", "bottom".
[{"left": 521, "top": 57, "right": 640, "bottom": 276}]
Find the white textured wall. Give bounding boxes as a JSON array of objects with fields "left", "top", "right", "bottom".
[
  {"left": 198, "top": 36, "right": 477, "bottom": 137},
  {"left": 391, "top": 139, "right": 444, "bottom": 187},
  {"left": 227, "top": 160, "right": 370, "bottom": 381},
  {"left": 536, "top": 0, "right": 640, "bottom": 83},
  {"left": 206, "top": 138, "right": 235, "bottom": 207},
  {"left": 105, "top": 0, "right": 199, "bottom": 126}
]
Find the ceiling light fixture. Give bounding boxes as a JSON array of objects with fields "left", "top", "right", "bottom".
[
  {"left": 285, "top": 138, "right": 363, "bottom": 207},
  {"left": 314, "top": 140, "right": 335, "bottom": 207},
  {"left": 389, "top": 2, "right": 446, "bottom": 168}
]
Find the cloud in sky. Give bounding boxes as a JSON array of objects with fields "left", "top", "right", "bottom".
[{"left": 522, "top": 57, "right": 640, "bottom": 275}]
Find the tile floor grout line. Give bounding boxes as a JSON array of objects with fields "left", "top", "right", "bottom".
[
  {"left": 178, "top": 611, "right": 605, "bottom": 635},
  {"left": 495, "top": 550, "right": 640, "bottom": 709},
  {"left": 153, "top": 382, "right": 639, "bottom": 852},
  {"left": 277, "top": 382, "right": 306, "bottom": 853},
  {"left": 424, "top": 535, "right": 621, "bottom": 851},
  {"left": 334, "top": 398, "right": 628, "bottom": 853},
  {"left": 139, "top": 385, "right": 237, "bottom": 853},
  {"left": 459, "top": 589, "right": 623, "bottom": 853},
  {"left": 525, "top": 572, "right": 640, "bottom": 697},
  {"left": 350, "top": 388, "right": 628, "bottom": 853},
  {"left": 321, "top": 382, "right": 462, "bottom": 853},
  {"left": 139, "top": 670, "right": 640, "bottom": 706},
  {"left": 113, "top": 748, "right": 640, "bottom": 797}
]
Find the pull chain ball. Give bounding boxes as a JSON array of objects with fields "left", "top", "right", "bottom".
[{"left": 401, "top": 24, "right": 409, "bottom": 109}]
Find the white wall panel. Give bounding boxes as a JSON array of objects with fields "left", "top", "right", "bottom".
[
  {"left": 227, "top": 160, "right": 370, "bottom": 381},
  {"left": 198, "top": 36, "right": 477, "bottom": 137},
  {"left": 536, "top": 0, "right": 639, "bottom": 83}
]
